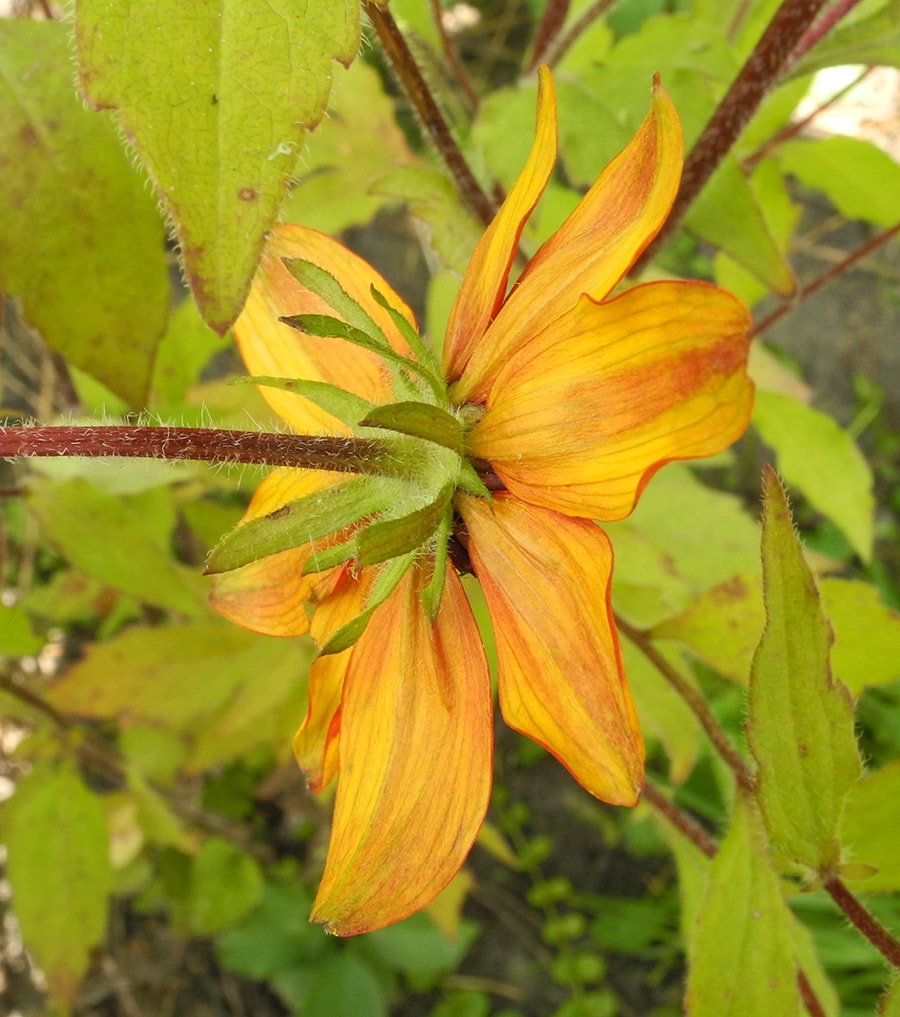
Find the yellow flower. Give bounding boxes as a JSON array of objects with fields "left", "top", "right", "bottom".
[{"left": 209, "top": 67, "right": 753, "bottom": 935}]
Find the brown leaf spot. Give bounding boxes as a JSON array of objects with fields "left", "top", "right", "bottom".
[{"left": 238, "top": 187, "right": 259, "bottom": 202}]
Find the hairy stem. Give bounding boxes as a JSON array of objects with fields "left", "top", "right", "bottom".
[
  {"left": 364, "top": 0, "right": 496, "bottom": 227},
  {"left": 0, "top": 425, "right": 388, "bottom": 474},
  {"left": 752, "top": 222, "right": 900, "bottom": 337},
  {"left": 823, "top": 876, "right": 900, "bottom": 970},
  {"left": 635, "top": 0, "right": 830, "bottom": 271},
  {"left": 615, "top": 614, "right": 756, "bottom": 795}
]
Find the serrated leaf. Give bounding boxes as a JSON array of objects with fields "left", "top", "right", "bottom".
[
  {"left": 0, "top": 20, "right": 168, "bottom": 407},
  {"left": 753, "top": 391, "right": 874, "bottom": 561},
  {"left": 747, "top": 468, "right": 862, "bottom": 872},
  {"left": 28, "top": 478, "right": 207, "bottom": 616},
  {"left": 188, "top": 837, "right": 263, "bottom": 936},
  {"left": 685, "top": 156, "right": 795, "bottom": 297},
  {"left": 778, "top": 135, "right": 900, "bottom": 229},
  {"left": 74, "top": 0, "right": 359, "bottom": 332},
  {"left": 842, "top": 761, "right": 900, "bottom": 893},
  {"left": 685, "top": 795, "right": 802, "bottom": 1017},
  {"left": 3, "top": 762, "right": 112, "bottom": 1009}
]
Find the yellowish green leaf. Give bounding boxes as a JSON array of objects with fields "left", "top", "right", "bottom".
[
  {"left": 0, "top": 20, "right": 168, "bottom": 407},
  {"left": 842, "top": 762, "right": 900, "bottom": 893},
  {"left": 75, "top": 0, "right": 359, "bottom": 332},
  {"left": 820, "top": 578, "right": 900, "bottom": 696},
  {"left": 747, "top": 469, "right": 862, "bottom": 872}
]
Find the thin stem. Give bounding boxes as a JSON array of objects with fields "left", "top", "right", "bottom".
[
  {"left": 752, "top": 222, "right": 900, "bottom": 337},
  {"left": 615, "top": 614, "right": 756, "bottom": 795},
  {"left": 788, "top": 0, "right": 867, "bottom": 69},
  {"left": 364, "top": 0, "right": 497, "bottom": 228},
  {"left": 0, "top": 425, "right": 387, "bottom": 474},
  {"left": 429, "top": 0, "right": 480, "bottom": 110},
  {"left": 543, "top": 0, "right": 616, "bottom": 68},
  {"left": 635, "top": 0, "right": 830, "bottom": 272},
  {"left": 823, "top": 876, "right": 900, "bottom": 970},
  {"left": 642, "top": 780, "right": 716, "bottom": 858},
  {"left": 797, "top": 971, "right": 829, "bottom": 1017},
  {"left": 527, "top": 0, "right": 570, "bottom": 72}
]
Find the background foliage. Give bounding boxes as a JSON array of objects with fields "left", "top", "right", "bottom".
[{"left": 2, "top": 1, "right": 900, "bottom": 1015}]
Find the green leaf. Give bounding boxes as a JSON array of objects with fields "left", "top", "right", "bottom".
[
  {"left": 188, "top": 837, "right": 264, "bottom": 936},
  {"left": 790, "top": 2, "right": 900, "bottom": 75},
  {"left": 820, "top": 578, "right": 900, "bottom": 696},
  {"left": 842, "top": 762, "right": 900, "bottom": 893},
  {"left": 362, "top": 402, "right": 464, "bottom": 453},
  {"left": 304, "top": 953, "right": 387, "bottom": 1017},
  {"left": 753, "top": 391, "right": 874, "bottom": 561},
  {"left": 777, "top": 136, "right": 900, "bottom": 229},
  {"left": 0, "top": 20, "right": 168, "bottom": 407},
  {"left": 363, "top": 911, "right": 477, "bottom": 987},
  {"left": 0, "top": 604, "right": 43, "bottom": 656},
  {"left": 357, "top": 482, "right": 453, "bottom": 566},
  {"left": 747, "top": 468, "right": 862, "bottom": 872},
  {"left": 3, "top": 762, "right": 112, "bottom": 1009},
  {"left": 206, "top": 475, "right": 391, "bottom": 573},
  {"left": 685, "top": 156, "right": 795, "bottom": 297},
  {"left": 151, "top": 298, "right": 223, "bottom": 408},
  {"left": 74, "top": 0, "right": 360, "bottom": 332},
  {"left": 284, "top": 258, "right": 389, "bottom": 342},
  {"left": 685, "top": 794, "right": 802, "bottom": 1017},
  {"left": 28, "top": 478, "right": 207, "bottom": 616},
  {"left": 878, "top": 975, "right": 900, "bottom": 1016},
  {"left": 241, "top": 376, "right": 375, "bottom": 430}
]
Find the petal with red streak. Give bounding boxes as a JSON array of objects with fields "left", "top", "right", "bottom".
[
  {"left": 310, "top": 565, "right": 492, "bottom": 935},
  {"left": 455, "top": 81, "right": 682, "bottom": 402},
  {"left": 293, "top": 650, "right": 347, "bottom": 793},
  {"left": 442, "top": 65, "right": 557, "bottom": 384},
  {"left": 207, "top": 469, "right": 344, "bottom": 637},
  {"left": 459, "top": 493, "right": 643, "bottom": 805},
  {"left": 235, "top": 224, "right": 418, "bottom": 434},
  {"left": 469, "top": 281, "right": 753, "bottom": 520}
]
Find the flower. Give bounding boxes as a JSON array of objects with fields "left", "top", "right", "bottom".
[{"left": 209, "top": 66, "right": 753, "bottom": 935}]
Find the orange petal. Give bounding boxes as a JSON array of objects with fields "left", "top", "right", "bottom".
[
  {"left": 310, "top": 565, "right": 492, "bottom": 935},
  {"left": 293, "top": 650, "right": 347, "bottom": 793},
  {"left": 458, "top": 493, "right": 643, "bottom": 805},
  {"left": 207, "top": 469, "right": 343, "bottom": 637},
  {"left": 442, "top": 65, "right": 557, "bottom": 384},
  {"left": 454, "top": 80, "right": 682, "bottom": 403},
  {"left": 235, "top": 224, "right": 418, "bottom": 434},
  {"left": 468, "top": 281, "right": 753, "bottom": 520}
]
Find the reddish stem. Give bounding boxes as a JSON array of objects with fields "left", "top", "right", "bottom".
[
  {"left": 752, "top": 222, "right": 900, "bottom": 337},
  {"left": 0, "top": 425, "right": 386, "bottom": 473},
  {"left": 824, "top": 877, "right": 900, "bottom": 970},
  {"left": 635, "top": 0, "right": 830, "bottom": 272},
  {"left": 788, "top": 0, "right": 867, "bottom": 69},
  {"left": 642, "top": 782, "right": 716, "bottom": 859},
  {"left": 527, "top": 0, "right": 571, "bottom": 72},
  {"left": 364, "top": 0, "right": 496, "bottom": 228},
  {"left": 429, "top": 0, "right": 480, "bottom": 110},
  {"left": 543, "top": 0, "right": 615, "bottom": 68}
]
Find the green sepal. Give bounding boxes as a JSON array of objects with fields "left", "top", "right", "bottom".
[
  {"left": 370, "top": 285, "right": 442, "bottom": 383},
  {"left": 280, "top": 313, "right": 436, "bottom": 393},
  {"left": 319, "top": 550, "right": 417, "bottom": 655},
  {"left": 205, "top": 475, "right": 392, "bottom": 574},
  {"left": 361, "top": 401, "right": 464, "bottom": 453},
  {"left": 283, "top": 258, "right": 389, "bottom": 344},
  {"left": 356, "top": 481, "right": 454, "bottom": 566},
  {"left": 457, "top": 460, "right": 492, "bottom": 499},
  {"left": 300, "top": 535, "right": 358, "bottom": 575},
  {"left": 239, "top": 376, "right": 375, "bottom": 429},
  {"left": 420, "top": 504, "right": 453, "bottom": 622}
]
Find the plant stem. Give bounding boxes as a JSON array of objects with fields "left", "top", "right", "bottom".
[
  {"left": 429, "top": 0, "right": 479, "bottom": 110},
  {"left": 751, "top": 222, "right": 900, "bottom": 337},
  {"left": 823, "top": 876, "right": 900, "bottom": 970},
  {"left": 527, "top": 0, "right": 571, "bottom": 72},
  {"left": 543, "top": 0, "right": 616, "bottom": 67},
  {"left": 364, "top": 0, "right": 497, "bottom": 228},
  {"left": 788, "top": 0, "right": 867, "bottom": 69},
  {"left": 615, "top": 614, "right": 756, "bottom": 795},
  {"left": 642, "top": 781, "right": 716, "bottom": 858},
  {"left": 634, "top": 0, "right": 830, "bottom": 271},
  {"left": 0, "top": 425, "right": 388, "bottom": 474}
]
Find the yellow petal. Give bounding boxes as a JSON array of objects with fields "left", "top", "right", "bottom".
[
  {"left": 454, "top": 80, "right": 682, "bottom": 403},
  {"left": 442, "top": 65, "right": 557, "bottom": 384},
  {"left": 235, "top": 223, "right": 418, "bottom": 434},
  {"left": 458, "top": 493, "right": 643, "bottom": 805},
  {"left": 311, "top": 565, "right": 492, "bottom": 935},
  {"left": 207, "top": 469, "right": 343, "bottom": 636},
  {"left": 293, "top": 650, "right": 347, "bottom": 793},
  {"left": 469, "top": 281, "right": 753, "bottom": 520}
]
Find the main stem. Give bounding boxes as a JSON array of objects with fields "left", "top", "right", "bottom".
[{"left": 0, "top": 426, "right": 386, "bottom": 474}]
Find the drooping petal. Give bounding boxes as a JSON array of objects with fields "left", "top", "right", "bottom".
[
  {"left": 293, "top": 650, "right": 347, "bottom": 793},
  {"left": 454, "top": 80, "right": 682, "bottom": 403},
  {"left": 458, "top": 493, "right": 643, "bottom": 805},
  {"left": 207, "top": 469, "right": 344, "bottom": 636},
  {"left": 442, "top": 65, "right": 557, "bottom": 384},
  {"left": 311, "top": 565, "right": 492, "bottom": 935},
  {"left": 468, "top": 281, "right": 753, "bottom": 520},
  {"left": 235, "top": 223, "right": 418, "bottom": 434}
]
